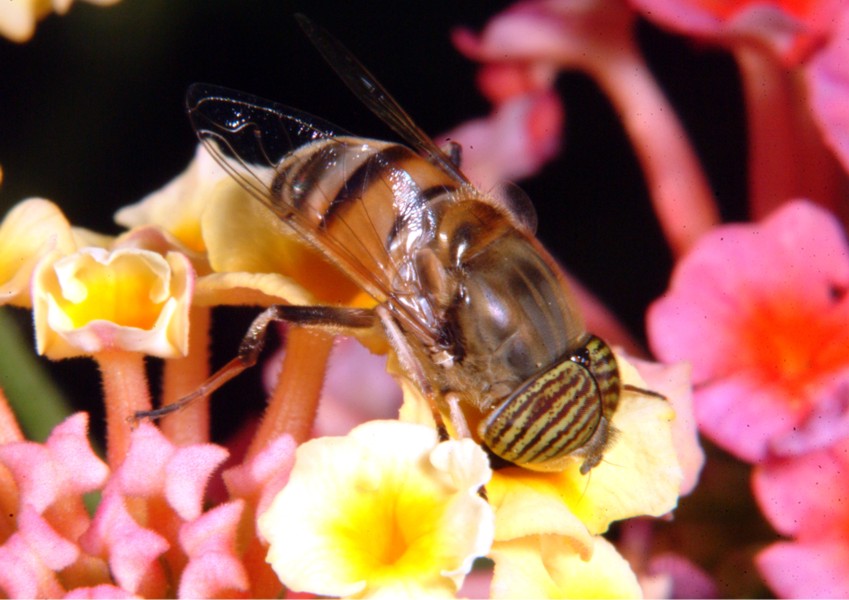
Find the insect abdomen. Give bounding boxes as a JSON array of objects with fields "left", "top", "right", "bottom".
[
  {"left": 480, "top": 335, "right": 620, "bottom": 471},
  {"left": 271, "top": 137, "right": 460, "bottom": 294}
]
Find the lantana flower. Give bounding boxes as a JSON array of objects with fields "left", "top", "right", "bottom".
[
  {"left": 0, "top": 198, "right": 76, "bottom": 308},
  {"left": 630, "top": 0, "right": 849, "bottom": 217},
  {"left": 453, "top": 0, "right": 719, "bottom": 257},
  {"left": 0, "top": 408, "right": 270, "bottom": 598},
  {"left": 258, "top": 420, "right": 494, "bottom": 598},
  {"left": 752, "top": 438, "right": 849, "bottom": 598},
  {"left": 0, "top": 0, "right": 121, "bottom": 43},
  {"left": 32, "top": 246, "right": 192, "bottom": 360},
  {"left": 398, "top": 349, "right": 685, "bottom": 597},
  {"left": 648, "top": 199, "right": 849, "bottom": 463}
]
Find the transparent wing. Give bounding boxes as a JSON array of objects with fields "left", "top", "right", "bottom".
[
  {"left": 187, "top": 83, "right": 415, "bottom": 304},
  {"left": 295, "top": 14, "right": 469, "bottom": 185},
  {"left": 187, "top": 82, "right": 340, "bottom": 198}
]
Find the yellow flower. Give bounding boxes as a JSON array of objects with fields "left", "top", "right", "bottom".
[
  {"left": 490, "top": 535, "right": 642, "bottom": 599},
  {"left": 32, "top": 247, "right": 193, "bottom": 359},
  {"left": 0, "top": 0, "right": 120, "bottom": 43},
  {"left": 115, "top": 144, "right": 227, "bottom": 255},
  {"left": 198, "top": 184, "right": 372, "bottom": 309},
  {"left": 400, "top": 351, "right": 683, "bottom": 597},
  {"left": 116, "top": 144, "right": 373, "bottom": 310},
  {"left": 258, "top": 420, "right": 494, "bottom": 598},
  {"left": 0, "top": 199, "right": 76, "bottom": 308}
]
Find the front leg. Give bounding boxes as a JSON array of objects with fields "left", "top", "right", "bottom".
[{"left": 133, "top": 305, "right": 378, "bottom": 421}]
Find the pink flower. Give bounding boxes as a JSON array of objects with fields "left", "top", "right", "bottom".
[
  {"left": 629, "top": 0, "right": 845, "bottom": 63},
  {"left": 753, "top": 439, "right": 849, "bottom": 597},
  {"left": 0, "top": 408, "right": 280, "bottom": 598},
  {"left": 452, "top": 0, "right": 718, "bottom": 256},
  {"left": 631, "top": 0, "right": 849, "bottom": 217},
  {"left": 807, "top": 9, "right": 849, "bottom": 177},
  {"left": 648, "top": 200, "right": 849, "bottom": 463},
  {"left": 440, "top": 90, "right": 563, "bottom": 193}
]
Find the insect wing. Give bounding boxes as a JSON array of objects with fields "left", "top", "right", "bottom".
[
  {"left": 186, "top": 83, "right": 436, "bottom": 308},
  {"left": 295, "top": 14, "right": 468, "bottom": 186},
  {"left": 187, "top": 82, "right": 343, "bottom": 206}
]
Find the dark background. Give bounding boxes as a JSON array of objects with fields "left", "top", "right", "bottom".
[{"left": 0, "top": 0, "right": 745, "bottom": 441}]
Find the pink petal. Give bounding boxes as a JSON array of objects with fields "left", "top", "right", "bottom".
[
  {"left": 0, "top": 413, "right": 107, "bottom": 513},
  {"left": 757, "top": 539, "right": 849, "bottom": 598},
  {"left": 79, "top": 490, "right": 169, "bottom": 596},
  {"left": 0, "top": 442, "right": 60, "bottom": 514},
  {"left": 165, "top": 444, "right": 229, "bottom": 521},
  {"left": 16, "top": 504, "right": 79, "bottom": 570},
  {"left": 177, "top": 552, "right": 249, "bottom": 599},
  {"left": 0, "top": 534, "right": 63, "bottom": 598},
  {"left": 648, "top": 552, "right": 718, "bottom": 599},
  {"left": 440, "top": 91, "right": 563, "bottom": 191},
  {"left": 452, "top": 0, "right": 611, "bottom": 65},
  {"left": 312, "top": 336, "right": 402, "bottom": 438},
  {"left": 695, "top": 374, "right": 805, "bottom": 463},
  {"left": 114, "top": 423, "right": 175, "bottom": 497},
  {"left": 177, "top": 501, "right": 248, "bottom": 598},
  {"left": 0, "top": 505, "right": 77, "bottom": 597},
  {"left": 474, "top": 62, "right": 556, "bottom": 103},
  {"left": 45, "top": 413, "right": 110, "bottom": 494},
  {"left": 630, "top": 0, "right": 844, "bottom": 62},
  {"left": 179, "top": 500, "right": 243, "bottom": 557},
  {"left": 223, "top": 433, "right": 296, "bottom": 520},
  {"left": 808, "top": 9, "right": 849, "bottom": 174},
  {"left": 753, "top": 440, "right": 849, "bottom": 537}
]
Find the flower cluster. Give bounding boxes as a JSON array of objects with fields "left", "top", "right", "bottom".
[
  {"left": 26, "top": 0, "right": 849, "bottom": 596},
  {"left": 455, "top": 0, "right": 849, "bottom": 597},
  {"left": 630, "top": 0, "right": 849, "bottom": 596},
  {"left": 0, "top": 133, "right": 688, "bottom": 595}
]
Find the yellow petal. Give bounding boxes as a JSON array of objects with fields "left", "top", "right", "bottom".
[
  {"left": 259, "top": 420, "right": 494, "bottom": 598},
  {"left": 115, "top": 144, "right": 227, "bottom": 254},
  {"left": 625, "top": 355, "right": 703, "bottom": 496},
  {"left": 33, "top": 247, "right": 193, "bottom": 358},
  {"left": 571, "top": 357, "right": 682, "bottom": 534},
  {"left": 487, "top": 467, "right": 595, "bottom": 560},
  {"left": 490, "top": 536, "right": 642, "bottom": 599},
  {"left": 201, "top": 188, "right": 372, "bottom": 307},
  {"left": 0, "top": 199, "right": 76, "bottom": 307}
]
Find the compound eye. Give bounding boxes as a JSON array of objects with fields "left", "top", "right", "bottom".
[{"left": 479, "top": 336, "right": 620, "bottom": 472}]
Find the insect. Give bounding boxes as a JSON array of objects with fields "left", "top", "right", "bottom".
[{"left": 139, "top": 15, "right": 625, "bottom": 474}]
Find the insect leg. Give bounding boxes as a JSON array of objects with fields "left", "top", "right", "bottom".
[
  {"left": 132, "top": 305, "right": 378, "bottom": 421},
  {"left": 375, "top": 305, "right": 455, "bottom": 442},
  {"left": 623, "top": 384, "right": 666, "bottom": 400}
]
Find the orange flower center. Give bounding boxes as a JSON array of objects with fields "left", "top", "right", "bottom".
[{"left": 737, "top": 291, "right": 849, "bottom": 402}]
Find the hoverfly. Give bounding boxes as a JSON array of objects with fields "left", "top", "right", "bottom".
[{"left": 141, "top": 15, "right": 624, "bottom": 474}]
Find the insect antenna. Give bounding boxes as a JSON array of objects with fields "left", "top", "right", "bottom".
[{"left": 623, "top": 384, "right": 666, "bottom": 401}]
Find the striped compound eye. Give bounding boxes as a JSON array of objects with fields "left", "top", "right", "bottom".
[{"left": 480, "top": 335, "right": 620, "bottom": 473}]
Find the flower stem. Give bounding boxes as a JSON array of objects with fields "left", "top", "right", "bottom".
[
  {"left": 590, "top": 37, "right": 719, "bottom": 256},
  {"left": 736, "top": 45, "right": 845, "bottom": 220},
  {"left": 160, "top": 306, "right": 211, "bottom": 446},
  {"left": 247, "top": 326, "right": 334, "bottom": 460},
  {"left": 95, "top": 350, "right": 152, "bottom": 468}
]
